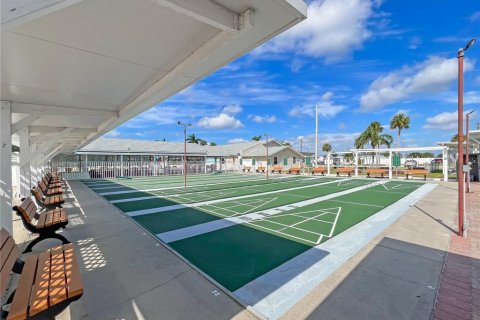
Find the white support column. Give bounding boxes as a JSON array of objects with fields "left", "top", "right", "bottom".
[
  {"left": 327, "top": 153, "right": 331, "bottom": 176},
  {"left": 30, "top": 143, "right": 37, "bottom": 186},
  {"left": 19, "top": 128, "right": 31, "bottom": 196},
  {"left": 388, "top": 151, "right": 393, "bottom": 180},
  {"left": 443, "top": 147, "right": 448, "bottom": 182},
  {"left": 0, "top": 101, "right": 13, "bottom": 232},
  {"left": 120, "top": 155, "right": 124, "bottom": 177},
  {"left": 354, "top": 151, "right": 359, "bottom": 178}
]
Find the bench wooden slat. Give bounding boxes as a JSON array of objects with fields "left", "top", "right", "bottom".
[
  {"left": 7, "top": 255, "right": 38, "bottom": 320},
  {"left": 49, "top": 246, "right": 68, "bottom": 306},
  {"left": 0, "top": 238, "right": 21, "bottom": 297},
  {"left": 64, "top": 244, "right": 83, "bottom": 298},
  {"left": 37, "top": 212, "right": 48, "bottom": 229},
  {"left": 26, "top": 200, "right": 37, "bottom": 222},
  {"left": 59, "top": 209, "right": 68, "bottom": 223},
  {"left": 29, "top": 250, "right": 51, "bottom": 316},
  {"left": 0, "top": 229, "right": 9, "bottom": 249}
]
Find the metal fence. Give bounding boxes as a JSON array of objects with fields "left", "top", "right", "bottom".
[{"left": 52, "top": 160, "right": 207, "bottom": 180}]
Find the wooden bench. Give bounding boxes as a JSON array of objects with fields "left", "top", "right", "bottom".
[
  {"left": 42, "top": 176, "right": 62, "bottom": 189},
  {"left": 46, "top": 172, "right": 61, "bottom": 183},
  {"left": 242, "top": 166, "right": 251, "bottom": 172},
  {"left": 0, "top": 229, "right": 83, "bottom": 320},
  {"left": 312, "top": 167, "right": 327, "bottom": 176},
  {"left": 405, "top": 169, "right": 428, "bottom": 181},
  {"left": 336, "top": 167, "right": 354, "bottom": 177},
  {"left": 13, "top": 197, "right": 69, "bottom": 253},
  {"left": 366, "top": 168, "right": 387, "bottom": 178},
  {"left": 288, "top": 167, "right": 301, "bottom": 175},
  {"left": 38, "top": 180, "right": 63, "bottom": 196},
  {"left": 32, "top": 186, "right": 64, "bottom": 208},
  {"left": 256, "top": 166, "right": 266, "bottom": 173},
  {"left": 271, "top": 166, "right": 283, "bottom": 174}
]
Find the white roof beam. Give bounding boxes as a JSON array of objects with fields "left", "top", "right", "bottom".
[
  {"left": 12, "top": 103, "right": 118, "bottom": 118},
  {"left": 152, "top": 0, "right": 245, "bottom": 33},
  {"left": 11, "top": 114, "right": 40, "bottom": 134},
  {"left": 39, "top": 143, "right": 65, "bottom": 164},
  {"left": 29, "top": 126, "right": 97, "bottom": 134}
]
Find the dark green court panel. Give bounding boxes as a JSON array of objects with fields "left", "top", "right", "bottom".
[
  {"left": 132, "top": 207, "right": 220, "bottom": 234},
  {"left": 169, "top": 224, "right": 311, "bottom": 291}
]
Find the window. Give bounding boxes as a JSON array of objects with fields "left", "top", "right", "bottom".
[
  {"left": 274, "top": 157, "right": 278, "bottom": 165},
  {"left": 293, "top": 157, "right": 297, "bottom": 164}
]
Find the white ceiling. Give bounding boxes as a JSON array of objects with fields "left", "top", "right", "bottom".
[{"left": 1, "top": 0, "right": 307, "bottom": 159}]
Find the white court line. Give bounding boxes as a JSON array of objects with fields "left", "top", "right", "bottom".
[
  {"left": 328, "top": 199, "right": 384, "bottom": 208},
  {"left": 127, "top": 179, "right": 342, "bottom": 217},
  {"left": 233, "top": 183, "right": 437, "bottom": 320},
  {"left": 100, "top": 175, "right": 297, "bottom": 196},
  {"left": 158, "top": 180, "right": 383, "bottom": 243}
]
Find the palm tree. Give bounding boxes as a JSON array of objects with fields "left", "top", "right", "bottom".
[
  {"left": 322, "top": 143, "right": 332, "bottom": 153},
  {"left": 198, "top": 139, "right": 208, "bottom": 146},
  {"left": 344, "top": 153, "right": 354, "bottom": 164},
  {"left": 252, "top": 136, "right": 262, "bottom": 141},
  {"left": 187, "top": 133, "right": 197, "bottom": 143},
  {"left": 390, "top": 113, "right": 410, "bottom": 149},
  {"left": 355, "top": 121, "right": 393, "bottom": 164},
  {"left": 210, "top": 142, "right": 217, "bottom": 146}
]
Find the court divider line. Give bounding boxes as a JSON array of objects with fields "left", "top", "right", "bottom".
[
  {"left": 98, "top": 175, "right": 295, "bottom": 196},
  {"left": 110, "top": 177, "right": 321, "bottom": 204},
  {"left": 157, "top": 180, "right": 384, "bottom": 243},
  {"left": 127, "top": 179, "right": 345, "bottom": 217}
]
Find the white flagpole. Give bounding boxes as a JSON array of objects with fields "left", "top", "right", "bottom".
[{"left": 315, "top": 104, "right": 318, "bottom": 167}]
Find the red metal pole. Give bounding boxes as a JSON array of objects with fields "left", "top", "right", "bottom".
[
  {"left": 184, "top": 125, "right": 187, "bottom": 189},
  {"left": 457, "top": 49, "right": 465, "bottom": 237},
  {"left": 466, "top": 113, "right": 470, "bottom": 193}
]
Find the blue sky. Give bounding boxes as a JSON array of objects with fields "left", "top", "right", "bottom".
[{"left": 105, "top": 0, "right": 480, "bottom": 153}]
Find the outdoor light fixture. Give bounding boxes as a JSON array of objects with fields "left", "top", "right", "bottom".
[
  {"left": 457, "top": 38, "right": 476, "bottom": 237},
  {"left": 177, "top": 121, "right": 192, "bottom": 189}
]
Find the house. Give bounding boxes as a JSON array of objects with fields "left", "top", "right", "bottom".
[{"left": 240, "top": 140, "right": 305, "bottom": 170}]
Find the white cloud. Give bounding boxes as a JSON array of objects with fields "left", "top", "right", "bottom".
[
  {"left": 423, "top": 111, "right": 465, "bottom": 130},
  {"left": 222, "top": 104, "right": 242, "bottom": 115},
  {"left": 290, "top": 132, "right": 360, "bottom": 152},
  {"left": 253, "top": 0, "right": 378, "bottom": 62},
  {"left": 470, "top": 11, "right": 480, "bottom": 21},
  {"left": 248, "top": 115, "right": 277, "bottom": 123},
  {"left": 103, "top": 129, "right": 121, "bottom": 138},
  {"left": 289, "top": 91, "right": 347, "bottom": 118},
  {"left": 198, "top": 113, "right": 244, "bottom": 130},
  {"left": 360, "top": 56, "right": 475, "bottom": 112},
  {"left": 228, "top": 138, "right": 249, "bottom": 144},
  {"left": 408, "top": 36, "right": 422, "bottom": 49}
]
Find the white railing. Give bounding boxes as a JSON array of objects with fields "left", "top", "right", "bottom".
[{"left": 52, "top": 160, "right": 207, "bottom": 180}]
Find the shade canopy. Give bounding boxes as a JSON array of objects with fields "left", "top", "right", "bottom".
[{"left": 2, "top": 0, "right": 307, "bottom": 157}]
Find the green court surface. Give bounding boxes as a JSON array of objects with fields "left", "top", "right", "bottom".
[{"left": 82, "top": 174, "right": 424, "bottom": 292}]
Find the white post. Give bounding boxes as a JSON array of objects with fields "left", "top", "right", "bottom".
[
  {"left": 354, "top": 151, "right": 359, "bottom": 178},
  {"left": 19, "top": 128, "right": 31, "bottom": 196},
  {"left": 120, "top": 154, "right": 124, "bottom": 177},
  {"left": 443, "top": 147, "right": 448, "bottom": 182},
  {"left": 388, "top": 151, "right": 393, "bottom": 179},
  {"left": 0, "top": 101, "right": 13, "bottom": 233},
  {"left": 327, "top": 152, "right": 331, "bottom": 176},
  {"left": 315, "top": 104, "right": 318, "bottom": 167}
]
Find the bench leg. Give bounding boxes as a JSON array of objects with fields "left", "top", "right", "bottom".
[
  {"left": 424, "top": 175, "right": 426, "bottom": 181},
  {"left": 23, "top": 233, "right": 71, "bottom": 253},
  {"left": 367, "top": 173, "right": 370, "bottom": 178}
]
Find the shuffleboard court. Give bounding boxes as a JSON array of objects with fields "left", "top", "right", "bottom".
[{"left": 81, "top": 174, "right": 430, "bottom": 318}]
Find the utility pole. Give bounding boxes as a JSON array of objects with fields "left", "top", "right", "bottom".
[
  {"left": 177, "top": 121, "right": 192, "bottom": 189},
  {"left": 263, "top": 134, "right": 271, "bottom": 180}
]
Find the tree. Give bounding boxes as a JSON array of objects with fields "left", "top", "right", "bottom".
[
  {"left": 390, "top": 113, "right": 410, "bottom": 149},
  {"left": 344, "top": 153, "right": 354, "bottom": 164},
  {"left": 355, "top": 121, "right": 393, "bottom": 164},
  {"left": 252, "top": 136, "right": 262, "bottom": 141},
  {"left": 210, "top": 142, "right": 217, "bottom": 146},
  {"left": 451, "top": 134, "right": 465, "bottom": 142},
  {"left": 322, "top": 143, "right": 332, "bottom": 153},
  {"left": 187, "top": 133, "right": 197, "bottom": 143},
  {"left": 198, "top": 139, "right": 208, "bottom": 146}
]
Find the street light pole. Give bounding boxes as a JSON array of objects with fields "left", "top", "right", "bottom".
[
  {"left": 457, "top": 38, "right": 476, "bottom": 237},
  {"left": 466, "top": 110, "right": 475, "bottom": 193},
  {"left": 177, "top": 121, "right": 192, "bottom": 189},
  {"left": 263, "top": 134, "right": 271, "bottom": 180}
]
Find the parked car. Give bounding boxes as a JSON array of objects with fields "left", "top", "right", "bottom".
[{"left": 404, "top": 160, "right": 418, "bottom": 168}]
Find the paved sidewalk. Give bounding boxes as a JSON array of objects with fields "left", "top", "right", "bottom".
[{"left": 433, "top": 182, "right": 480, "bottom": 320}]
